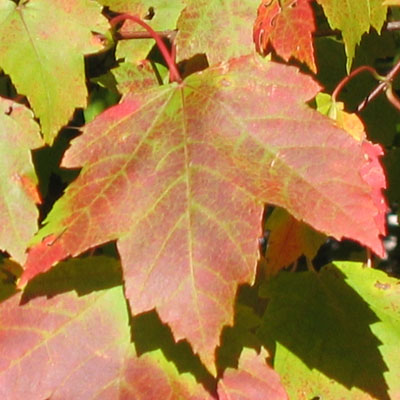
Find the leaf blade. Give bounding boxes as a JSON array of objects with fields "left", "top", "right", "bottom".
[
  {"left": 22, "top": 55, "right": 386, "bottom": 371},
  {"left": 0, "top": 98, "right": 43, "bottom": 263},
  {"left": 254, "top": 0, "right": 316, "bottom": 72},
  {"left": 316, "top": 0, "right": 388, "bottom": 71},
  {"left": 0, "top": 0, "right": 108, "bottom": 143}
]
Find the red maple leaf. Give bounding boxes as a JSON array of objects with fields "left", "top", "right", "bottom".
[
  {"left": 254, "top": 0, "right": 316, "bottom": 72},
  {"left": 20, "top": 55, "right": 386, "bottom": 372}
]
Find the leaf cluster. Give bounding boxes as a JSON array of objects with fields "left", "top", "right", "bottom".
[{"left": 0, "top": 0, "right": 399, "bottom": 399}]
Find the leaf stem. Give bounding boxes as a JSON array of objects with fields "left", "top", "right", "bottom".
[
  {"left": 110, "top": 14, "right": 182, "bottom": 83},
  {"left": 358, "top": 58, "right": 400, "bottom": 112},
  {"left": 332, "top": 65, "right": 383, "bottom": 103},
  {"left": 385, "top": 85, "right": 400, "bottom": 111}
]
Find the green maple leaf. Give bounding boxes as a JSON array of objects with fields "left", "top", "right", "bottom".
[
  {"left": 316, "top": 0, "right": 388, "bottom": 71},
  {"left": 258, "top": 263, "right": 400, "bottom": 399},
  {"left": 0, "top": 0, "right": 109, "bottom": 143}
]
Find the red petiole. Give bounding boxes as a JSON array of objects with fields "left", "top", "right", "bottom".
[{"left": 110, "top": 14, "right": 182, "bottom": 83}]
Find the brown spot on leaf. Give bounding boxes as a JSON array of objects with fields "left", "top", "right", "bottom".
[{"left": 374, "top": 281, "right": 391, "bottom": 290}]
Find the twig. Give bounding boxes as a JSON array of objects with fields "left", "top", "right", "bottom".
[
  {"left": 313, "top": 20, "right": 400, "bottom": 37},
  {"left": 385, "top": 85, "right": 400, "bottom": 111},
  {"left": 386, "top": 21, "right": 400, "bottom": 31},
  {"left": 357, "top": 58, "right": 400, "bottom": 112},
  {"left": 365, "top": 249, "right": 373, "bottom": 268},
  {"left": 306, "top": 258, "right": 316, "bottom": 272},
  {"left": 332, "top": 65, "right": 383, "bottom": 103},
  {"left": 110, "top": 14, "right": 182, "bottom": 83},
  {"left": 115, "top": 29, "right": 177, "bottom": 42}
]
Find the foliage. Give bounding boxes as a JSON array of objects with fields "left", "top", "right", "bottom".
[{"left": 0, "top": 0, "right": 399, "bottom": 398}]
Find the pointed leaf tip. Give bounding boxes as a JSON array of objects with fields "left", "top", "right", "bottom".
[
  {"left": 254, "top": 0, "right": 316, "bottom": 72},
  {"left": 19, "top": 235, "right": 68, "bottom": 288},
  {"left": 218, "top": 348, "right": 289, "bottom": 400}
]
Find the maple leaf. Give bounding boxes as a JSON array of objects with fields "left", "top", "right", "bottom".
[
  {"left": 316, "top": 93, "right": 388, "bottom": 236},
  {"left": 21, "top": 55, "right": 386, "bottom": 372},
  {"left": 339, "top": 262, "right": 400, "bottom": 400},
  {"left": 258, "top": 263, "right": 399, "bottom": 399},
  {"left": 0, "top": 0, "right": 109, "bottom": 143},
  {"left": 218, "top": 348, "right": 288, "bottom": 400},
  {"left": 97, "top": 0, "right": 184, "bottom": 26},
  {"left": 175, "top": 0, "right": 256, "bottom": 65},
  {"left": 264, "top": 208, "right": 326, "bottom": 275},
  {"left": 0, "top": 98, "right": 43, "bottom": 264},
  {"left": 315, "top": 93, "right": 366, "bottom": 141},
  {"left": 0, "top": 256, "right": 213, "bottom": 399},
  {"left": 217, "top": 305, "right": 262, "bottom": 371},
  {"left": 316, "top": 0, "right": 388, "bottom": 71},
  {"left": 111, "top": 60, "right": 160, "bottom": 95},
  {"left": 253, "top": 0, "right": 316, "bottom": 72}
]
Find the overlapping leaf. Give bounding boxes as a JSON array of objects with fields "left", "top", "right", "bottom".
[
  {"left": 22, "top": 55, "right": 386, "bottom": 372},
  {"left": 264, "top": 208, "right": 326, "bottom": 275},
  {"left": 316, "top": 0, "right": 388, "bottom": 71},
  {"left": 97, "top": 0, "right": 185, "bottom": 63},
  {"left": 316, "top": 93, "right": 388, "bottom": 235},
  {"left": 0, "top": 256, "right": 214, "bottom": 399},
  {"left": 258, "top": 263, "right": 400, "bottom": 399},
  {"left": 0, "top": 0, "right": 108, "bottom": 143},
  {"left": 254, "top": 0, "right": 316, "bottom": 72},
  {"left": 218, "top": 348, "right": 288, "bottom": 400},
  {"left": 97, "top": 0, "right": 184, "bottom": 26},
  {"left": 340, "top": 262, "right": 400, "bottom": 400},
  {"left": 0, "top": 98, "right": 43, "bottom": 264},
  {"left": 175, "top": 0, "right": 256, "bottom": 65}
]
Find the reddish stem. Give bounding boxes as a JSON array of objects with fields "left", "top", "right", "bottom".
[
  {"left": 358, "top": 58, "right": 400, "bottom": 112},
  {"left": 170, "top": 41, "right": 177, "bottom": 83},
  {"left": 110, "top": 14, "right": 182, "bottom": 83},
  {"left": 386, "top": 85, "right": 400, "bottom": 111},
  {"left": 332, "top": 65, "right": 382, "bottom": 103}
]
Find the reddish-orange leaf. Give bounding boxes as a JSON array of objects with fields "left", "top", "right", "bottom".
[
  {"left": 360, "top": 141, "right": 387, "bottom": 236},
  {"left": 12, "top": 174, "right": 42, "bottom": 205},
  {"left": 218, "top": 348, "right": 288, "bottom": 400},
  {"left": 264, "top": 208, "right": 326, "bottom": 275},
  {"left": 254, "top": 0, "right": 316, "bottom": 72},
  {"left": 19, "top": 235, "right": 66, "bottom": 286},
  {"left": 21, "top": 55, "right": 386, "bottom": 372},
  {"left": 0, "top": 257, "right": 214, "bottom": 399}
]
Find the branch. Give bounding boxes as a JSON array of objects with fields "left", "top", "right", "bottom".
[
  {"left": 357, "top": 58, "right": 400, "bottom": 112},
  {"left": 386, "top": 21, "right": 400, "bottom": 31},
  {"left": 332, "top": 66, "right": 383, "bottom": 103}
]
